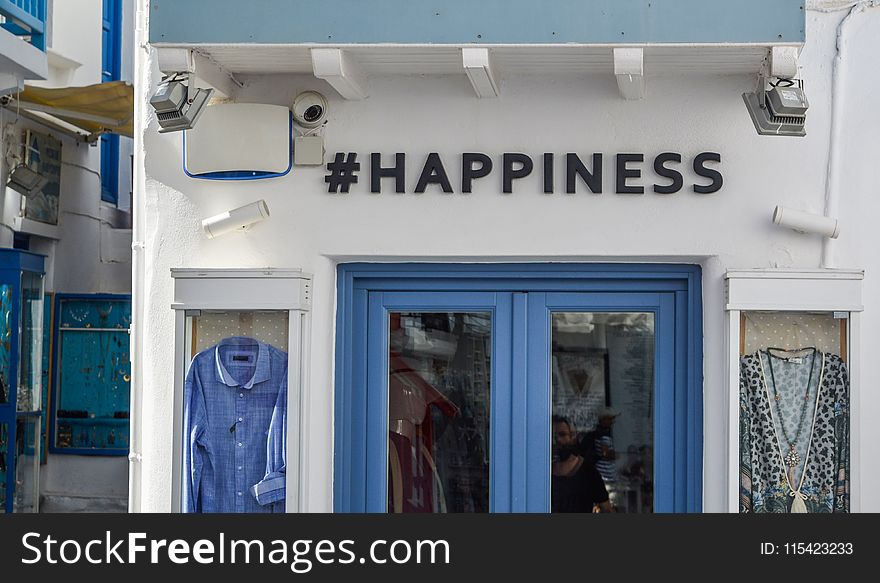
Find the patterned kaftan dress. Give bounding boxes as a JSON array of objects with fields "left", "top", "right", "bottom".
[{"left": 739, "top": 349, "right": 849, "bottom": 513}]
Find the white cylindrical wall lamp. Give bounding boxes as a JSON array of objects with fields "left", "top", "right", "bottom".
[
  {"left": 202, "top": 200, "right": 270, "bottom": 239},
  {"left": 772, "top": 205, "right": 840, "bottom": 239}
]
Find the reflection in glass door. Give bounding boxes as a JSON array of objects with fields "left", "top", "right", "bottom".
[
  {"left": 337, "top": 264, "right": 703, "bottom": 514},
  {"left": 388, "top": 312, "right": 491, "bottom": 513},
  {"left": 551, "top": 312, "right": 655, "bottom": 513}
]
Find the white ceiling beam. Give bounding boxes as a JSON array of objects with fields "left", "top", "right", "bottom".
[
  {"left": 311, "top": 48, "right": 368, "bottom": 100},
  {"left": 613, "top": 48, "right": 645, "bottom": 101},
  {"left": 462, "top": 48, "right": 500, "bottom": 98},
  {"left": 770, "top": 46, "right": 799, "bottom": 79},
  {"left": 155, "top": 47, "right": 243, "bottom": 99}
]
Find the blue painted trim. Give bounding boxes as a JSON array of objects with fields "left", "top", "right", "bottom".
[
  {"left": 100, "top": 0, "right": 122, "bottom": 204},
  {"left": 48, "top": 293, "right": 132, "bottom": 457},
  {"left": 182, "top": 114, "right": 294, "bottom": 181},
  {"left": 101, "top": 135, "right": 120, "bottom": 205},
  {"left": 364, "top": 292, "right": 386, "bottom": 512},
  {"left": 510, "top": 293, "right": 527, "bottom": 512},
  {"left": 0, "top": 248, "right": 47, "bottom": 273},
  {"left": 524, "top": 292, "right": 547, "bottom": 512},
  {"left": 150, "top": 0, "right": 805, "bottom": 45},
  {"left": 0, "top": 0, "right": 46, "bottom": 50},
  {"left": 492, "top": 292, "right": 513, "bottom": 513},
  {"left": 335, "top": 263, "right": 703, "bottom": 513},
  {"left": 688, "top": 269, "right": 704, "bottom": 511},
  {"left": 655, "top": 293, "right": 676, "bottom": 511}
]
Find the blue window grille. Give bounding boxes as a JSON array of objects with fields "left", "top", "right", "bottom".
[
  {"left": 100, "top": 0, "right": 121, "bottom": 205},
  {"left": 0, "top": 0, "right": 46, "bottom": 50}
]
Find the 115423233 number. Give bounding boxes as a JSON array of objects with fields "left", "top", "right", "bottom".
[{"left": 760, "top": 542, "right": 854, "bottom": 555}]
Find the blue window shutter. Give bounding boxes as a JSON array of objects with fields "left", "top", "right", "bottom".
[{"left": 100, "top": 0, "right": 121, "bottom": 205}]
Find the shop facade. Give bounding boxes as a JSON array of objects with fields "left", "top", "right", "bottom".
[{"left": 132, "top": 1, "right": 880, "bottom": 513}]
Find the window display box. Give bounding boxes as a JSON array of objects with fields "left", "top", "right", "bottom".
[
  {"left": 725, "top": 268, "right": 863, "bottom": 513},
  {"left": 170, "top": 268, "right": 312, "bottom": 513}
]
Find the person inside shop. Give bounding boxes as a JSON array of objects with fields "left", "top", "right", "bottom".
[
  {"left": 551, "top": 415, "right": 613, "bottom": 513},
  {"left": 579, "top": 406, "right": 620, "bottom": 485}
]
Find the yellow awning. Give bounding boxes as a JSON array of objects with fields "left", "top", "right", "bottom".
[{"left": 14, "top": 81, "right": 134, "bottom": 140}]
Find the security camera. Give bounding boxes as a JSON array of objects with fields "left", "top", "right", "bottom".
[
  {"left": 150, "top": 75, "right": 213, "bottom": 133},
  {"left": 293, "top": 91, "right": 327, "bottom": 128},
  {"left": 743, "top": 76, "right": 808, "bottom": 137},
  {"left": 201, "top": 200, "right": 270, "bottom": 239}
]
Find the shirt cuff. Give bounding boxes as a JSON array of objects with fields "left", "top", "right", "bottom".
[{"left": 250, "top": 472, "right": 285, "bottom": 505}]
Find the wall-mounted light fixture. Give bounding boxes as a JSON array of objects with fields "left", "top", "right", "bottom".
[
  {"left": 6, "top": 164, "right": 48, "bottom": 196},
  {"left": 743, "top": 76, "right": 809, "bottom": 137},
  {"left": 201, "top": 200, "right": 270, "bottom": 239},
  {"left": 150, "top": 75, "right": 213, "bottom": 133},
  {"left": 773, "top": 206, "right": 839, "bottom": 239}
]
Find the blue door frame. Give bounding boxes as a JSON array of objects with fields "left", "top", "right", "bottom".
[{"left": 334, "top": 263, "right": 703, "bottom": 513}]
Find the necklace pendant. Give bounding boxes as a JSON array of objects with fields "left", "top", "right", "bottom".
[{"left": 784, "top": 446, "right": 801, "bottom": 468}]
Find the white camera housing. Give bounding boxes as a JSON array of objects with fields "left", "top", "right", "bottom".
[
  {"left": 202, "top": 200, "right": 270, "bottom": 239},
  {"left": 293, "top": 91, "right": 328, "bottom": 128},
  {"left": 773, "top": 205, "right": 840, "bottom": 239}
]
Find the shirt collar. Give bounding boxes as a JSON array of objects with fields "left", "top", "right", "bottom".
[{"left": 215, "top": 338, "right": 270, "bottom": 389}]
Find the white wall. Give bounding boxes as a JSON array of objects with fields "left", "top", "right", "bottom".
[{"left": 136, "top": 7, "right": 880, "bottom": 512}]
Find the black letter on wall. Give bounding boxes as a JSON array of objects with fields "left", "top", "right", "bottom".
[
  {"left": 653, "top": 153, "right": 683, "bottom": 194},
  {"left": 544, "top": 153, "right": 554, "bottom": 194},
  {"left": 371, "top": 153, "right": 406, "bottom": 193},
  {"left": 461, "top": 153, "right": 493, "bottom": 193},
  {"left": 693, "top": 152, "right": 723, "bottom": 194},
  {"left": 502, "top": 153, "right": 533, "bottom": 194},
  {"left": 415, "top": 153, "right": 454, "bottom": 193},
  {"left": 566, "top": 153, "right": 603, "bottom": 194},
  {"left": 616, "top": 154, "right": 644, "bottom": 194}
]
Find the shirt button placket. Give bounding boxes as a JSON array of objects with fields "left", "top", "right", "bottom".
[{"left": 236, "top": 390, "right": 245, "bottom": 511}]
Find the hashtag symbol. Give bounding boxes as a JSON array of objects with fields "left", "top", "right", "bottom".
[{"left": 325, "top": 153, "right": 360, "bottom": 193}]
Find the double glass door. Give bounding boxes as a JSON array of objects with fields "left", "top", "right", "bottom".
[
  {"left": 335, "top": 265, "right": 702, "bottom": 514},
  {"left": 358, "top": 290, "right": 681, "bottom": 513}
]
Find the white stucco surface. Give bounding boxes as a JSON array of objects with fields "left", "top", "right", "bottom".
[{"left": 135, "top": 7, "right": 880, "bottom": 512}]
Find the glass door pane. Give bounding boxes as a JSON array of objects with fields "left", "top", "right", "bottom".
[
  {"left": 388, "top": 312, "right": 491, "bottom": 513},
  {"left": 551, "top": 312, "right": 655, "bottom": 513}
]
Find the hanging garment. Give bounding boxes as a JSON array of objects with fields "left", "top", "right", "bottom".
[
  {"left": 739, "top": 349, "right": 849, "bottom": 513},
  {"left": 387, "top": 353, "right": 459, "bottom": 513},
  {"left": 183, "top": 337, "right": 288, "bottom": 513}
]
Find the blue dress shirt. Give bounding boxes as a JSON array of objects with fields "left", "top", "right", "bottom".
[{"left": 183, "top": 337, "right": 288, "bottom": 513}]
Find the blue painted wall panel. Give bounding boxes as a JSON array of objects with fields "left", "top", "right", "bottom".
[
  {"left": 50, "top": 296, "right": 131, "bottom": 455},
  {"left": 150, "top": 0, "right": 805, "bottom": 45}
]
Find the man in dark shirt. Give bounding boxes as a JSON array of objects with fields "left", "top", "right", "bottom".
[{"left": 551, "top": 415, "right": 612, "bottom": 513}]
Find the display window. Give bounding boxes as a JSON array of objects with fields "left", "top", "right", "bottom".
[
  {"left": 181, "top": 310, "right": 290, "bottom": 513},
  {"left": 725, "top": 268, "right": 862, "bottom": 513},
  {"left": 738, "top": 312, "right": 850, "bottom": 513},
  {"left": 0, "top": 249, "right": 45, "bottom": 513},
  {"left": 170, "top": 268, "right": 311, "bottom": 513}
]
